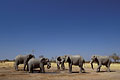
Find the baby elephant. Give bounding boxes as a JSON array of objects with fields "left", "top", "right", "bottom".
[
  {"left": 14, "top": 54, "right": 35, "bottom": 71},
  {"left": 28, "top": 58, "right": 51, "bottom": 73}
]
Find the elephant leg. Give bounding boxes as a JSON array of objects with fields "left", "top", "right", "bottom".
[
  {"left": 106, "top": 63, "right": 111, "bottom": 72},
  {"left": 79, "top": 66, "right": 82, "bottom": 73},
  {"left": 106, "top": 65, "right": 110, "bottom": 72},
  {"left": 14, "top": 62, "right": 18, "bottom": 71},
  {"left": 64, "top": 64, "right": 65, "bottom": 70},
  {"left": 61, "top": 63, "right": 65, "bottom": 70},
  {"left": 97, "top": 65, "right": 101, "bottom": 72},
  {"left": 27, "top": 64, "right": 29, "bottom": 71},
  {"left": 69, "top": 63, "right": 72, "bottom": 73},
  {"left": 41, "top": 64, "right": 45, "bottom": 73},
  {"left": 82, "top": 67, "right": 85, "bottom": 73},
  {"left": 29, "top": 65, "right": 33, "bottom": 73},
  {"left": 57, "top": 63, "right": 60, "bottom": 70},
  {"left": 79, "top": 65, "right": 85, "bottom": 73},
  {"left": 40, "top": 67, "right": 42, "bottom": 73},
  {"left": 29, "top": 69, "right": 31, "bottom": 73},
  {"left": 62, "top": 64, "right": 65, "bottom": 70},
  {"left": 40, "top": 63, "right": 45, "bottom": 73},
  {"left": 79, "top": 62, "right": 85, "bottom": 73},
  {"left": 15, "top": 65, "right": 18, "bottom": 71},
  {"left": 24, "top": 63, "right": 27, "bottom": 71},
  {"left": 28, "top": 66, "right": 31, "bottom": 73}
]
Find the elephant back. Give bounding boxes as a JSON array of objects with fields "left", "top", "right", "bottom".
[
  {"left": 15, "top": 55, "right": 24, "bottom": 60},
  {"left": 28, "top": 58, "right": 40, "bottom": 65}
]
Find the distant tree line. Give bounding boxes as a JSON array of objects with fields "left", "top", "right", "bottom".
[
  {"left": 109, "top": 53, "right": 120, "bottom": 62},
  {"left": 0, "top": 59, "right": 15, "bottom": 63}
]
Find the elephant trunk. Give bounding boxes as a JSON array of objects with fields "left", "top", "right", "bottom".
[
  {"left": 90, "top": 60, "right": 94, "bottom": 70},
  {"left": 61, "top": 62, "right": 65, "bottom": 70}
]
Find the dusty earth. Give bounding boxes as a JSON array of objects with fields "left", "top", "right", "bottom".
[{"left": 0, "top": 62, "right": 120, "bottom": 80}]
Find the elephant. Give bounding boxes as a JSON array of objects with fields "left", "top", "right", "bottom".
[
  {"left": 28, "top": 57, "right": 51, "bottom": 73},
  {"left": 90, "top": 55, "right": 111, "bottom": 72},
  {"left": 14, "top": 54, "right": 35, "bottom": 71},
  {"left": 61, "top": 55, "right": 85, "bottom": 73},
  {"left": 56, "top": 56, "right": 65, "bottom": 70}
]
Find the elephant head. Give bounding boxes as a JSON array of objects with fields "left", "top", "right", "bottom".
[
  {"left": 57, "top": 56, "right": 66, "bottom": 63},
  {"left": 41, "top": 58, "right": 51, "bottom": 69},
  {"left": 90, "top": 55, "right": 98, "bottom": 70},
  {"left": 64, "top": 55, "right": 71, "bottom": 63},
  {"left": 57, "top": 56, "right": 62, "bottom": 63},
  {"left": 56, "top": 56, "right": 65, "bottom": 70},
  {"left": 26, "top": 54, "right": 35, "bottom": 62}
]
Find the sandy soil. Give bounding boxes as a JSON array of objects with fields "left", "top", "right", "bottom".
[{"left": 0, "top": 62, "right": 120, "bottom": 80}]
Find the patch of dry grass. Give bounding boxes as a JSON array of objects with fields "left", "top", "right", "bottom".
[
  {"left": 0, "top": 62, "right": 23, "bottom": 68},
  {"left": 0, "top": 62, "right": 120, "bottom": 80}
]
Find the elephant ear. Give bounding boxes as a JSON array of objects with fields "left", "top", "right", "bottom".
[
  {"left": 92, "top": 55, "right": 99, "bottom": 62},
  {"left": 40, "top": 58, "right": 47, "bottom": 64},
  {"left": 29, "top": 54, "right": 35, "bottom": 58},
  {"left": 65, "top": 55, "right": 71, "bottom": 62},
  {"left": 94, "top": 55, "right": 98, "bottom": 59},
  {"left": 26, "top": 54, "right": 31, "bottom": 60},
  {"left": 24, "top": 55, "right": 31, "bottom": 63},
  {"left": 91, "top": 55, "right": 96, "bottom": 60},
  {"left": 45, "top": 58, "right": 49, "bottom": 62},
  {"left": 57, "top": 56, "right": 61, "bottom": 61}
]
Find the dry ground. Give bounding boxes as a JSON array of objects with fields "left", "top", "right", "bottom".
[{"left": 0, "top": 62, "right": 120, "bottom": 80}]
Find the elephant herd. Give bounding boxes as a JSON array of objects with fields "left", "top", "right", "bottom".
[
  {"left": 14, "top": 54, "right": 51, "bottom": 73},
  {"left": 14, "top": 54, "right": 112, "bottom": 73}
]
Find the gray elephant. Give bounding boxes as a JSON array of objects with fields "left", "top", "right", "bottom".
[
  {"left": 62, "top": 55, "right": 85, "bottom": 73},
  {"left": 14, "top": 54, "right": 35, "bottom": 71},
  {"left": 28, "top": 57, "right": 51, "bottom": 73},
  {"left": 90, "top": 55, "right": 111, "bottom": 72},
  {"left": 56, "top": 56, "right": 65, "bottom": 70}
]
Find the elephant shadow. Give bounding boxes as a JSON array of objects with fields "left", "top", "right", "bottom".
[
  {"left": 59, "top": 69, "right": 69, "bottom": 71},
  {"left": 45, "top": 72, "right": 59, "bottom": 74},
  {"left": 96, "top": 70, "right": 116, "bottom": 73},
  {"left": 29, "top": 70, "right": 58, "bottom": 74},
  {"left": 16, "top": 69, "right": 24, "bottom": 71},
  {"left": 71, "top": 71, "right": 89, "bottom": 74},
  {"left": 32, "top": 70, "right": 40, "bottom": 73}
]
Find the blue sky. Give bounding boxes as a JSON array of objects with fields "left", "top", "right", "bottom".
[{"left": 0, "top": 0, "right": 120, "bottom": 60}]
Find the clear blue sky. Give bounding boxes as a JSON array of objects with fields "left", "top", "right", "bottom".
[{"left": 0, "top": 0, "right": 120, "bottom": 60}]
